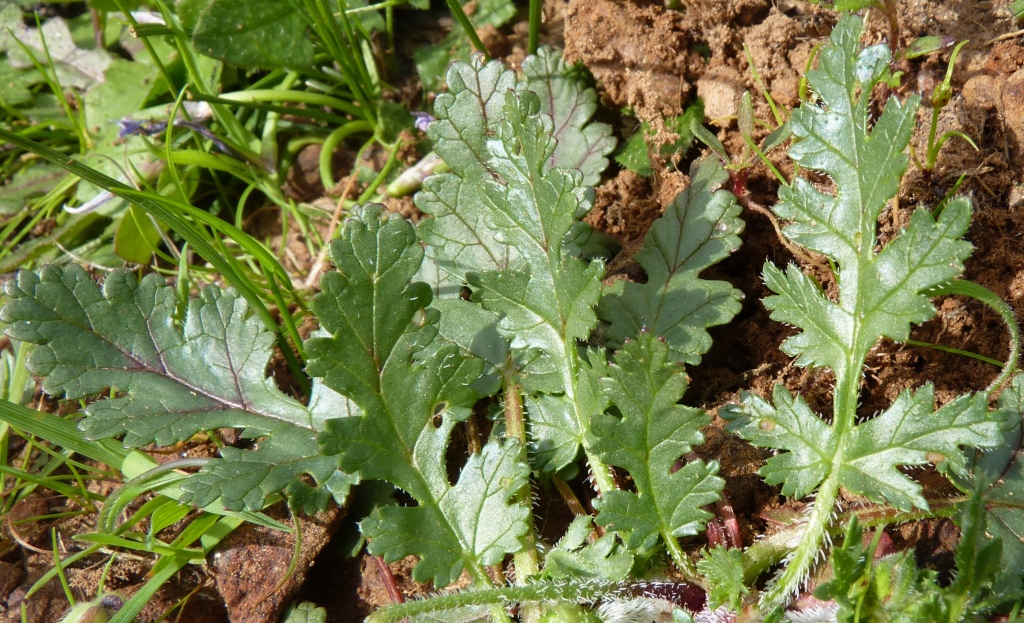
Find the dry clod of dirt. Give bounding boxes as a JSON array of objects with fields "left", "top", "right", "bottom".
[
  {"left": 211, "top": 504, "right": 344, "bottom": 623},
  {"left": 2, "top": 575, "right": 67, "bottom": 623},
  {"left": 1001, "top": 68, "right": 1024, "bottom": 159},
  {"left": 697, "top": 65, "right": 744, "bottom": 125},
  {"left": 564, "top": 0, "right": 704, "bottom": 123}
]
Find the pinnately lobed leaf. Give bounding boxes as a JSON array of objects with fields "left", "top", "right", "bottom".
[
  {"left": 0, "top": 264, "right": 351, "bottom": 513},
  {"left": 518, "top": 47, "right": 616, "bottom": 187},
  {"left": 416, "top": 55, "right": 611, "bottom": 478},
  {"left": 970, "top": 374, "right": 1024, "bottom": 586},
  {"left": 310, "top": 205, "right": 530, "bottom": 588},
  {"left": 588, "top": 334, "right": 724, "bottom": 553},
  {"left": 598, "top": 156, "right": 744, "bottom": 364},
  {"left": 721, "top": 13, "right": 1007, "bottom": 613},
  {"left": 415, "top": 55, "right": 521, "bottom": 297},
  {"left": 416, "top": 50, "right": 616, "bottom": 298}
]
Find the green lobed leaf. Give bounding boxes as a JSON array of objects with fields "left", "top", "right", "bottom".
[
  {"left": 698, "top": 546, "right": 749, "bottom": 611},
  {"left": 588, "top": 334, "right": 723, "bottom": 550},
  {"left": 720, "top": 16, "right": 1008, "bottom": 610},
  {"left": 456, "top": 90, "right": 605, "bottom": 472},
  {"left": 723, "top": 386, "right": 834, "bottom": 500},
  {"left": 598, "top": 157, "right": 743, "bottom": 364},
  {"left": 0, "top": 11, "right": 111, "bottom": 90},
  {"left": 415, "top": 56, "right": 522, "bottom": 297},
  {"left": 360, "top": 439, "right": 530, "bottom": 587},
  {"left": 614, "top": 102, "right": 705, "bottom": 178},
  {"left": 417, "top": 51, "right": 616, "bottom": 298},
  {"left": 542, "top": 516, "right": 634, "bottom": 582},
  {"left": 310, "top": 205, "right": 529, "bottom": 588},
  {"left": 192, "top": 0, "right": 314, "bottom": 69},
  {"left": 279, "top": 602, "right": 327, "bottom": 623},
  {"left": 0, "top": 265, "right": 349, "bottom": 512},
  {"left": 518, "top": 47, "right": 616, "bottom": 186},
  {"left": 841, "top": 386, "right": 998, "bottom": 511},
  {"left": 728, "top": 346, "right": 1003, "bottom": 515},
  {"left": 726, "top": 15, "right": 997, "bottom": 512}
]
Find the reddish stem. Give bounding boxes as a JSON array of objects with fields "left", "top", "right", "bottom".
[{"left": 371, "top": 555, "right": 404, "bottom": 605}]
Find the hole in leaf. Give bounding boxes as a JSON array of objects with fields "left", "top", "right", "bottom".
[{"left": 431, "top": 402, "right": 447, "bottom": 428}]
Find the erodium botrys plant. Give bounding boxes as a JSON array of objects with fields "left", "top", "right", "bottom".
[
  {"left": 0, "top": 47, "right": 748, "bottom": 621},
  {"left": 721, "top": 13, "right": 1013, "bottom": 617}
]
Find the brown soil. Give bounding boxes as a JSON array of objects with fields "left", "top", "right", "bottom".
[{"left": 4, "top": 0, "right": 1024, "bottom": 621}]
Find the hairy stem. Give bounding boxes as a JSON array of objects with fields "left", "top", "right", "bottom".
[
  {"left": 503, "top": 371, "right": 541, "bottom": 623},
  {"left": 760, "top": 468, "right": 840, "bottom": 616},
  {"left": 367, "top": 581, "right": 620, "bottom": 623},
  {"left": 760, "top": 341, "right": 868, "bottom": 614}
]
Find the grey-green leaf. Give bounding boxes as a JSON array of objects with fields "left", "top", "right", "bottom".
[
  {"left": 842, "top": 386, "right": 1002, "bottom": 511},
  {"left": 598, "top": 157, "right": 743, "bottom": 363},
  {"left": 519, "top": 46, "right": 616, "bottom": 186},
  {"left": 0, "top": 265, "right": 347, "bottom": 512},
  {"left": 415, "top": 56, "right": 522, "bottom": 297},
  {"left": 311, "top": 206, "right": 529, "bottom": 587},
  {"left": 589, "top": 335, "right": 723, "bottom": 550},
  {"left": 723, "top": 385, "right": 834, "bottom": 500}
]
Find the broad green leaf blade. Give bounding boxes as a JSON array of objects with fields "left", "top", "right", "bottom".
[
  {"left": 312, "top": 206, "right": 528, "bottom": 587},
  {"left": 589, "top": 335, "right": 723, "bottom": 550},
  {"left": 361, "top": 440, "right": 530, "bottom": 587},
  {"left": 192, "top": 0, "right": 314, "bottom": 69},
  {"left": 598, "top": 157, "right": 743, "bottom": 363},
  {"left": 842, "top": 386, "right": 1002, "bottom": 511},
  {"left": 0, "top": 265, "right": 346, "bottom": 512},
  {"left": 415, "top": 57, "right": 522, "bottom": 297},
  {"left": 432, "top": 298, "right": 507, "bottom": 369},
  {"left": 519, "top": 46, "right": 616, "bottom": 186},
  {"left": 723, "top": 386, "right": 834, "bottom": 500},
  {"left": 526, "top": 392, "right": 583, "bottom": 472},
  {"left": 306, "top": 205, "right": 432, "bottom": 411}
]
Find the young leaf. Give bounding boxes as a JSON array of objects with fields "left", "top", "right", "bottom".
[
  {"left": 0, "top": 265, "right": 349, "bottom": 513},
  {"left": 310, "top": 205, "right": 530, "bottom": 588},
  {"left": 519, "top": 47, "right": 616, "bottom": 186},
  {"left": 542, "top": 516, "right": 634, "bottom": 582},
  {"left": 698, "top": 546, "right": 748, "bottom": 612},
  {"left": 598, "top": 157, "right": 743, "bottom": 363},
  {"left": 415, "top": 56, "right": 522, "bottom": 297},
  {"left": 465, "top": 90, "right": 609, "bottom": 479},
  {"left": 588, "top": 334, "right": 723, "bottom": 568},
  {"left": 720, "top": 14, "right": 1006, "bottom": 612}
]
